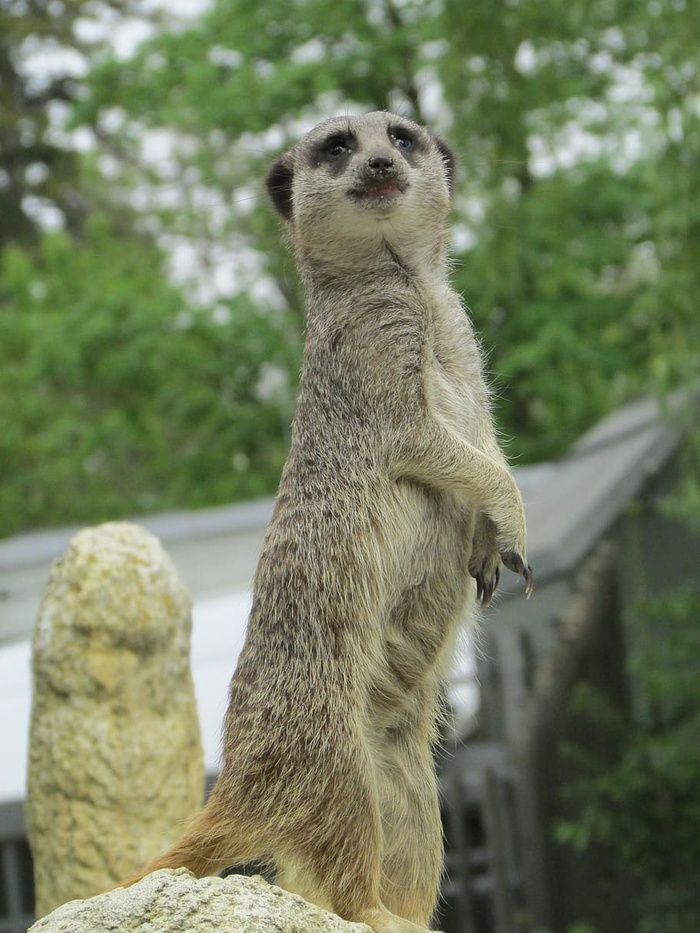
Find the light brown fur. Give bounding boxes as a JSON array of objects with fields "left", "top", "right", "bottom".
[{"left": 123, "top": 111, "right": 531, "bottom": 932}]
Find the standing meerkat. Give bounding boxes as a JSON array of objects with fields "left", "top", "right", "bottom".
[{"left": 124, "top": 111, "right": 532, "bottom": 933}]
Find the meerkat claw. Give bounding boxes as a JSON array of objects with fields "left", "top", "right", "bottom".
[
  {"left": 476, "top": 567, "right": 501, "bottom": 609},
  {"left": 475, "top": 563, "right": 500, "bottom": 608},
  {"left": 500, "top": 549, "right": 524, "bottom": 575},
  {"left": 500, "top": 550, "right": 534, "bottom": 598}
]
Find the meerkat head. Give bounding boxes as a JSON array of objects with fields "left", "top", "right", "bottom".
[{"left": 266, "top": 111, "right": 455, "bottom": 269}]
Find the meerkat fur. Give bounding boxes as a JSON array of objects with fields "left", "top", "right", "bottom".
[{"left": 122, "top": 111, "right": 532, "bottom": 933}]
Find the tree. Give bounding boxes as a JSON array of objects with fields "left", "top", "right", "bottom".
[
  {"left": 74, "top": 0, "right": 699, "bottom": 461},
  {"left": 0, "top": 1, "right": 302, "bottom": 537},
  {"left": 0, "top": 0, "right": 171, "bottom": 249},
  {"left": 557, "top": 582, "right": 700, "bottom": 933},
  {"left": 2, "top": 0, "right": 698, "bottom": 535},
  {"left": 0, "top": 214, "right": 299, "bottom": 536}
]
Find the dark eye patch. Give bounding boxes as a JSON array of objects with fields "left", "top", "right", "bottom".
[
  {"left": 314, "top": 132, "right": 356, "bottom": 163},
  {"left": 388, "top": 126, "right": 420, "bottom": 151}
]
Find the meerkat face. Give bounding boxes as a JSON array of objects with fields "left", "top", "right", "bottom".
[{"left": 266, "top": 111, "right": 455, "bottom": 263}]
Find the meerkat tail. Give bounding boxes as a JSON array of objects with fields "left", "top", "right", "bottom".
[{"left": 120, "top": 802, "right": 253, "bottom": 886}]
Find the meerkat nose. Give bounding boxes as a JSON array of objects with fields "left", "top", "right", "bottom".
[{"left": 367, "top": 154, "right": 395, "bottom": 172}]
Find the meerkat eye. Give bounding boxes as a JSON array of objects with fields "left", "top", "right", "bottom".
[
  {"left": 321, "top": 135, "right": 353, "bottom": 160},
  {"left": 390, "top": 129, "right": 414, "bottom": 150}
]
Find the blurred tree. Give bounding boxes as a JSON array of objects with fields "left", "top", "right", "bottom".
[
  {"left": 0, "top": 215, "right": 298, "bottom": 535},
  {"left": 0, "top": 0, "right": 168, "bottom": 249},
  {"left": 0, "top": 0, "right": 298, "bottom": 535},
  {"left": 2, "top": 0, "right": 699, "bottom": 535},
  {"left": 557, "top": 582, "right": 700, "bottom": 933},
  {"left": 74, "top": 0, "right": 699, "bottom": 460}
]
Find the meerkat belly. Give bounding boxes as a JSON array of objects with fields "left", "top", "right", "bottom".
[{"left": 367, "top": 479, "right": 475, "bottom": 725}]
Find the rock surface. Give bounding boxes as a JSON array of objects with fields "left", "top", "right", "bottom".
[
  {"left": 26, "top": 523, "right": 204, "bottom": 917},
  {"left": 28, "top": 870, "right": 371, "bottom": 933}
]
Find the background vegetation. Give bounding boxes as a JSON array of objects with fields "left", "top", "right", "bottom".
[
  {"left": 2, "top": 0, "right": 697, "bottom": 537},
  {"left": 558, "top": 581, "right": 700, "bottom": 933}
]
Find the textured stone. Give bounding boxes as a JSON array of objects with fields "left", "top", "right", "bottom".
[
  {"left": 28, "top": 870, "right": 371, "bottom": 933},
  {"left": 26, "top": 523, "right": 204, "bottom": 918}
]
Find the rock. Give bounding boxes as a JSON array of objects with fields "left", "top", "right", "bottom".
[
  {"left": 27, "top": 869, "right": 371, "bottom": 932},
  {"left": 26, "top": 523, "right": 204, "bottom": 918}
]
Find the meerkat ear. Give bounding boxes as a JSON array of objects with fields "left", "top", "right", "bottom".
[
  {"left": 266, "top": 155, "right": 295, "bottom": 220},
  {"left": 432, "top": 135, "right": 455, "bottom": 192}
]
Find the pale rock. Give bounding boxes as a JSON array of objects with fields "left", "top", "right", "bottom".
[
  {"left": 28, "top": 869, "right": 371, "bottom": 933},
  {"left": 26, "top": 523, "right": 204, "bottom": 917}
]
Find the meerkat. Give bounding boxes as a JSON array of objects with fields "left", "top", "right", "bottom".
[{"left": 123, "top": 111, "right": 531, "bottom": 933}]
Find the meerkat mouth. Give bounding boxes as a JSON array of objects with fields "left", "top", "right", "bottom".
[{"left": 350, "top": 181, "right": 405, "bottom": 200}]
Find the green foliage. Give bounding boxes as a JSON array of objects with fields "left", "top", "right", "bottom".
[
  {"left": 73, "top": 0, "right": 699, "bottom": 466},
  {"left": 457, "top": 163, "right": 660, "bottom": 459},
  {"left": 0, "top": 0, "right": 166, "bottom": 249},
  {"left": 556, "top": 586, "right": 700, "bottom": 933},
  {"left": 2, "top": 0, "right": 700, "bottom": 537},
  {"left": 0, "top": 217, "right": 300, "bottom": 535},
  {"left": 660, "top": 428, "right": 700, "bottom": 534}
]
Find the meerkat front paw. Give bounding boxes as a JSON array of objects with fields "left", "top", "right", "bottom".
[{"left": 486, "top": 478, "right": 533, "bottom": 599}]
